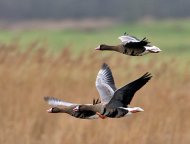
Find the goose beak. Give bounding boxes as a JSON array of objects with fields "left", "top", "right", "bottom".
[
  {"left": 95, "top": 46, "right": 100, "bottom": 50},
  {"left": 47, "top": 108, "right": 52, "bottom": 113}
]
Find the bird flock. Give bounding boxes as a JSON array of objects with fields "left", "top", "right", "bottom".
[{"left": 44, "top": 33, "right": 161, "bottom": 119}]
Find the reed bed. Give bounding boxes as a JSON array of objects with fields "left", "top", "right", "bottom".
[{"left": 0, "top": 43, "right": 190, "bottom": 144}]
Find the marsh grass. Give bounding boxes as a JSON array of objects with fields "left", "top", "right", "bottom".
[
  {"left": 0, "top": 44, "right": 190, "bottom": 144},
  {"left": 1, "top": 19, "right": 190, "bottom": 55}
]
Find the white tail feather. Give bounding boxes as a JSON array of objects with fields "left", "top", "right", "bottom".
[
  {"left": 122, "top": 107, "right": 144, "bottom": 111},
  {"left": 145, "top": 46, "right": 161, "bottom": 53}
]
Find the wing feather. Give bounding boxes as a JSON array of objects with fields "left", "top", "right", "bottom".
[
  {"left": 107, "top": 72, "right": 152, "bottom": 108},
  {"left": 44, "top": 96, "right": 77, "bottom": 107},
  {"left": 118, "top": 35, "right": 140, "bottom": 45},
  {"left": 96, "top": 63, "right": 116, "bottom": 104}
]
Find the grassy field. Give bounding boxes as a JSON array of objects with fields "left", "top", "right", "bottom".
[
  {"left": 0, "top": 19, "right": 190, "bottom": 56},
  {"left": 0, "top": 19, "right": 190, "bottom": 144}
]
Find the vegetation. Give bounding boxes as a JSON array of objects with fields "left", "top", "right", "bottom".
[
  {"left": 0, "top": 19, "right": 190, "bottom": 57},
  {"left": 0, "top": 19, "right": 189, "bottom": 143},
  {"left": 0, "top": 43, "right": 190, "bottom": 144},
  {"left": 0, "top": 20, "right": 190, "bottom": 57}
]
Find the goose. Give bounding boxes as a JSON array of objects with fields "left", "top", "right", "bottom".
[
  {"left": 44, "top": 63, "right": 115, "bottom": 119},
  {"left": 95, "top": 33, "right": 161, "bottom": 56},
  {"left": 73, "top": 72, "right": 152, "bottom": 119},
  {"left": 44, "top": 96, "right": 100, "bottom": 119}
]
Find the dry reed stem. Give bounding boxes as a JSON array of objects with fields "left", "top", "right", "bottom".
[{"left": 0, "top": 44, "right": 190, "bottom": 144}]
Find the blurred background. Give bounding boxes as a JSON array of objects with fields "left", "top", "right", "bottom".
[{"left": 0, "top": 0, "right": 190, "bottom": 144}]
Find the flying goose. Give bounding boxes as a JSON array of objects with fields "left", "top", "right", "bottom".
[
  {"left": 73, "top": 72, "right": 152, "bottom": 119},
  {"left": 95, "top": 33, "right": 161, "bottom": 56},
  {"left": 44, "top": 63, "right": 115, "bottom": 119},
  {"left": 44, "top": 96, "right": 100, "bottom": 119}
]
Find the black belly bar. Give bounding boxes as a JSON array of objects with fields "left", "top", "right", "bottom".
[{"left": 103, "top": 108, "right": 128, "bottom": 118}]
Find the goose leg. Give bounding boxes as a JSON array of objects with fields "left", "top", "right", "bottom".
[{"left": 96, "top": 112, "right": 107, "bottom": 119}]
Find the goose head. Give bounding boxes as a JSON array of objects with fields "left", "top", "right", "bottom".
[{"left": 95, "top": 44, "right": 110, "bottom": 50}]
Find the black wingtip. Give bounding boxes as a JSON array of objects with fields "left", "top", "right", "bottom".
[
  {"left": 142, "top": 72, "right": 152, "bottom": 80},
  {"left": 101, "top": 63, "right": 109, "bottom": 69},
  {"left": 101, "top": 63, "right": 112, "bottom": 74},
  {"left": 141, "top": 37, "right": 150, "bottom": 44}
]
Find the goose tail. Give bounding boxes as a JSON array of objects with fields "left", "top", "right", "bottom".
[{"left": 145, "top": 45, "right": 161, "bottom": 53}]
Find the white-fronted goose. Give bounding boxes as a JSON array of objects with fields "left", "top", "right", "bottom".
[
  {"left": 95, "top": 33, "right": 161, "bottom": 56},
  {"left": 44, "top": 96, "right": 100, "bottom": 119},
  {"left": 44, "top": 63, "right": 116, "bottom": 119},
  {"left": 73, "top": 72, "right": 152, "bottom": 119}
]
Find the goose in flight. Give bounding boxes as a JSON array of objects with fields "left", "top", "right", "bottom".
[
  {"left": 95, "top": 33, "right": 161, "bottom": 56},
  {"left": 73, "top": 72, "right": 152, "bottom": 119},
  {"left": 44, "top": 96, "right": 100, "bottom": 119},
  {"left": 44, "top": 63, "right": 116, "bottom": 119}
]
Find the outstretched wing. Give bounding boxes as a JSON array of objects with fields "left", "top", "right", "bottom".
[
  {"left": 119, "top": 34, "right": 150, "bottom": 47},
  {"left": 96, "top": 63, "right": 117, "bottom": 104},
  {"left": 118, "top": 34, "right": 140, "bottom": 44},
  {"left": 44, "top": 96, "right": 78, "bottom": 107},
  {"left": 107, "top": 72, "right": 152, "bottom": 108}
]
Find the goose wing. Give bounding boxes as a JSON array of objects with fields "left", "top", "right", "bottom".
[
  {"left": 118, "top": 34, "right": 140, "bottom": 44},
  {"left": 96, "top": 63, "right": 116, "bottom": 104},
  {"left": 119, "top": 34, "right": 149, "bottom": 48},
  {"left": 44, "top": 96, "right": 78, "bottom": 107},
  {"left": 107, "top": 72, "right": 152, "bottom": 108}
]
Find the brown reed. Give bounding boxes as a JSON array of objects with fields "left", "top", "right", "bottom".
[{"left": 0, "top": 43, "right": 190, "bottom": 144}]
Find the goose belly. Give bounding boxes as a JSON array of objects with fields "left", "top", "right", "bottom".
[
  {"left": 103, "top": 108, "right": 128, "bottom": 118},
  {"left": 124, "top": 47, "right": 146, "bottom": 56},
  {"left": 71, "top": 111, "right": 98, "bottom": 119}
]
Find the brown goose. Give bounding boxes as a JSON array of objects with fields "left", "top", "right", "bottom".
[
  {"left": 95, "top": 33, "right": 161, "bottom": 56},
  {"left": 44, "top": 63, "right": 116, "bottom": 119},
  {"left": 44, "top": 96, "right": 100, "bottom": 119},
  {"left": 73, "top": 72, "right": 152, "bottom": 119}
]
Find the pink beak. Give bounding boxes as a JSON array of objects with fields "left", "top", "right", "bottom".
[
  {"left": 47, "top": 108, "right": 52, "bottom": 113},
  {"left": 95, "top": 46, "right": 100, "bottom": 50}
]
